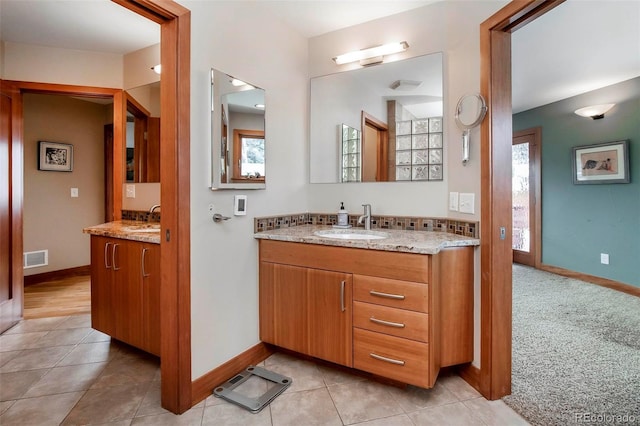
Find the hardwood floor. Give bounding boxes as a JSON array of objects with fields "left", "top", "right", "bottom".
[{"left": 23, "top": 275, "right": 91, "bottom": 319}]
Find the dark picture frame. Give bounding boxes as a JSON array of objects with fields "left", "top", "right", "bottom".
[
  {"left": 38, "top": 141, "right": 73, "bottom": 172},
  {"left": 572, "top": 140, "right": 630, "bottom": 184}
]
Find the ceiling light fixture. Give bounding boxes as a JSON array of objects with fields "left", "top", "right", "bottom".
[
  {"left": 151, "top": 64, "right": 161, "bottom": 74},
  {"left": 574, "top": 103, "right": 615, "bottom": 120},
  {"left": 254, "top": 104, "right": 265, "bottom": 109},
  {"left": 333, "top": 41, "right": 409, "bottom": 66},
  {"left": 390, "top": 79, "right": 422, "bottom": 91}
]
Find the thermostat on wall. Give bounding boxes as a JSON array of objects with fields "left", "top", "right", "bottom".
[{"left": 234, "top": 195, "right": 247, "bottom": 216}]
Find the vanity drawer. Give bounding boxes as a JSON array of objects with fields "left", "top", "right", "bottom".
[
  {"left": 353, "top": 301, "right": 429, "bottom": 342},
  {"left": 353, "top": 275, "right": 428, "bottom": 312},
  {"left": 354, "top": 328, "right": 430, "bottom": 388}
]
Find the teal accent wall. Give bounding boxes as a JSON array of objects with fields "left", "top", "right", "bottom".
[{"left": 513, "top": 77, "right": 640, "bottom": 287}]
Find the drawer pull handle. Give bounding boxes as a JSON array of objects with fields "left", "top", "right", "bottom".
[
  {"left": 370, "top": 317, "right": 405, "bottom": 328},
  {"left": 112, "top": 244, "right": 120, "bottom": 271},
  {"left": 369, "top": 290, "right": 405, "bottom": 300},
  {"left": 340, "top": 280, "right": 346, "bottom": 312},
  {"left": 104, "top": 242, "right": 112, "bottom": 269},
  {"left": 142, "top": 248, "right": 150, "bottom": 278},
  {"left": 370, "top": 353, "right": 405, "bottom": 366}
]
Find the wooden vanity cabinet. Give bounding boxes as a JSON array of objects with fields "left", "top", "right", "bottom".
[
  {"left": 260, "top": 262, "right": 353, "bottom": 366},
  {"left": 259, "top": 239, "right": 474, "bottom": 389},
  {"left": 90, "top": 235, "right": 160, "bottom": 356}
]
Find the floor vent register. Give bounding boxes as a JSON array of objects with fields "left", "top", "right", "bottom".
[{"left": 213, "top": 366, "right": 292, "bottom": 413}]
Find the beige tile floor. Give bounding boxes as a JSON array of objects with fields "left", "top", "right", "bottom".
[{"left": 0, "top": 314, "right": 530, "bottom": 425}]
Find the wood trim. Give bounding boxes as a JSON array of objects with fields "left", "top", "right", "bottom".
[
  {"left": 115, "top": 0, "right": 192, "bottom": 415},
  {"left": 458, "top": 363, "right": 482, "bottom": 394},
  {"left": 538, "top": 264, "right": 640, "bottom": 298},
  {"left": 232, "top": 129, "right": 265, "bottom": 180},
  {"left": 191, "top": 342, "right": 274, "bottom": 406},
  {"left": 360, "top": 111, "right": 389, "bottom": 182},
  {"left": 1, "top": 81, "right": 119, "bottom": 98},
  {"left": 479, "top": 0, "right": 565, "bottom": 401},
  {"left": 24, "top": 265, "right": 90, "bottom": 286}
]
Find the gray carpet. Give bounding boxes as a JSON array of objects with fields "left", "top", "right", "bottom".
[{"left": 503, "top": 265, "right": 640, "bottom": 426}]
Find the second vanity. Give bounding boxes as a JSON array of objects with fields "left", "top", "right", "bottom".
[
  {"left": 83, "top": 221, "right": 161, "bottom": 356},
  {"left": 255, "top": 224, "right": 479, "bottom": 389}
]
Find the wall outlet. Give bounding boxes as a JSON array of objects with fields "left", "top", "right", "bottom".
[
  {"left": 449, "top": 192, "right": 459, "bottom": 211},
  {"left": 126, "top": 184, "right": 135, "bottom": 198},
  {"left": 70, "top": 187, "right": 79, "bottom": 198},
  {"left": 600, "top": 253, "right": 609, "bottom": 265},
  {"left": 459, "top": 193, "right": 475, "bottom": 214}
]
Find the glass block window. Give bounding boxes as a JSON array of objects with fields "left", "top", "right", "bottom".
[
  {"left": 341, "top": 124, "right": 361, "bottom": 182},
  {"left": 395, "top": 116, "right": 443, "bottom": 181}
]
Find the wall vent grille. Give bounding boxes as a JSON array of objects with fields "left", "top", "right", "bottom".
[{"left": 24, "top": 250, "right": 48, "bottom": 269}]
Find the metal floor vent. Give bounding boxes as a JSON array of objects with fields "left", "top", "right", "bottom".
[
  {"left": 23, "top": 250, "right": 48, "bottom": 269},
  {"left": 213, "top": 366, "right": 291, "bottom": 413}
]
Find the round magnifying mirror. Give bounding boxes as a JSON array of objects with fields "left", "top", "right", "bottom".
[{"left": 455, "top": 93, "right": 487, "bottom": 165}]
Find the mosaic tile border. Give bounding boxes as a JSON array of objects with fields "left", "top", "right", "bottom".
[
  {"left": 121, "top": 210, "right": 161, "bottom": 223},
  {"left": 254, "top": 212, "right": 478, "bottom": 238}
]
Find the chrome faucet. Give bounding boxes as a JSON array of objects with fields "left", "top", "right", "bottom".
[
  {"left": 149, "top": 204, "right": 161, "bottom": 213},
  {"left": 358, "top": 204, "right": 372, "bottom": 230}
]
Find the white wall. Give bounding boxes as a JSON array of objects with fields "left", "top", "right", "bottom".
[
  {"left": 2, "top": 41, "right": 123, "bottom": 88},
  {"left": 185, "top": 1, "right": 309, "bottom": 379}
]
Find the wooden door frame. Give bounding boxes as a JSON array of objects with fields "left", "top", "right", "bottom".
[
  {"left": 512, "top": 127, "right": 542, "bottom": 267},
  {"left": 112, "top": 0, "right": 192, "bottom": 413},
  {"left": 477, "top": 0, "right": 565, "bottom": 400},
  {"left": 360, "top": 111, "right": 388, "bottom": 182}
]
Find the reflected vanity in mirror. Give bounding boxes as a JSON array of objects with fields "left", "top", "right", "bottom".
[
  {"left": 310, "top": 52, "right": 444, "bottom": 183},
  {"left": 125, "top": 82, "right": 161, "bottom": 183},
  {"left": 211, "top": 68, "right": 266, "bottom": 189}
]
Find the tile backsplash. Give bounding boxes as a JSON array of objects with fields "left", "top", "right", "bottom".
[
  {"left": 254, "top": 213, "right": 478, "bottom": 238},
  {"left": 121, "top": 210, "right": 161, "bottom": 223}
]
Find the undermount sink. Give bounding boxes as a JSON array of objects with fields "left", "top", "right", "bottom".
[
  {"left": 314, "top": 229, "right": 389, "bottom": 240},
  {"left": 123, "top": 226, "right": 160, "bottom": 233}
]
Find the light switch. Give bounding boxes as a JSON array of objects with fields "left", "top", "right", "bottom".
[
  {"left": 126, "top": 184, "right": 136, "bottom": 198},
  {"left": 70, "top": 188, "right": 79, "bottom": 198},
  {"left": 449, "top": 192, "right": 459, "bottom": 211},
  {"left": 459, "top": 193, "right": 475, "bottom": 214}
]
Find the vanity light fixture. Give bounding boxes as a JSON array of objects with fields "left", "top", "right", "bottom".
[
  {"left": 151, "top": 64, "right": 162, "bottom": 74},
  {"left": 574, "top": 103, "right": 615, "bottom": 120},
  {"left": 333, "top": 41, "right": 409, "bottom": 66}
]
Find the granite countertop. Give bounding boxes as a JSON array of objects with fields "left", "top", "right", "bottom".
[
  {"left": 83, "top": 220, "right": 161, "bottom": 244},
  {"left": 254, "top": 224, "right": 480, "bottom": 255}
]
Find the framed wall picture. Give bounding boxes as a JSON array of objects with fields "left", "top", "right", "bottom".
[
  {"left": 572, "top": 140, "right": 630, "bottom": 184},
  {"left": 38, "top": 141, "right": 73, "bottom": 172}
]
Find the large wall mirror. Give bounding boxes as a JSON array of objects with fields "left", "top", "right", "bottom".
[
  {"left": 211, "top": 68, "right": 266, "bottom": 189},
  {"left": 125, "top": 81, "right": 160, "bottom": 183},
  {"left": 310, "top": 52, "right": 444, "bottom": 183}
]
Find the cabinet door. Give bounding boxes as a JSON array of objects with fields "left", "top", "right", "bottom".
[
  {"left": 90, "top": 236, "right": 115, "bottom": 336},
  {"left": 141, "top": 243, "right": 161, "bottom": 356},
  {"left": 307, "top": 269, "right": 352, "bottom": 366},
  {"left": 260, "top": 262, "right": 307, "bottom": 354},
  {"left": 113, "top": 240, "right": 143, "bottom": 349}
]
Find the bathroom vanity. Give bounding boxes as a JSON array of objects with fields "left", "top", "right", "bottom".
[
  {"left": 83, "top": 221, "right": 161, "bottom": 356},
  {"left": 255, "top": 225, "right": 478, "bottom": 388}
]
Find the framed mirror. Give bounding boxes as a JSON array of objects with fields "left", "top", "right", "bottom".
[
  {"left": 124, "top": 82, "right": 161, "bottom": 183},
  {"left": 310, "top": 52, "right": 444, "bottom": 183},
  {"left": 211, "top": 68, "right": 266, "bottom": 189}
]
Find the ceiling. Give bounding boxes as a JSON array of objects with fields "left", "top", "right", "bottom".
[{"left": 1, "top": 0, "right": 638, "bottom": 113}]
